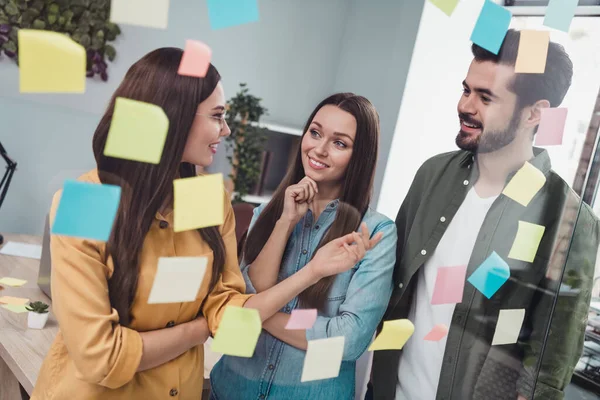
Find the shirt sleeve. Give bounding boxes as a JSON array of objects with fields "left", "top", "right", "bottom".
[
  {"left": 202, "top": 192, "right": 254, "bottom": 336},
  {"left": 306, "top": 221, "right": 398, "bottom": 361},
  {"left": 49, "top": 191, "right": 143, "bottom": 389},
  {"left": 239, "top": 203, "right": 267, "bottom": 294}
]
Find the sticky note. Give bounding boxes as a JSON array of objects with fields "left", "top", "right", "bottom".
[
  {"left": 174, "top": 174, "right": 224, "bottom": 232},
  {"left": 544, "top": 0, "right": 578, "bottom": 33},
  {"left": 211, "top": 306, "right": 261, "bottom": 357},
  {"left": 207, "top": 0, "right": 260, "bottom": 30},
  {"left": 369, "top": 319, "right": 415, "bottom": 351},
  {"left": 429, "top": 0, "right": 460, "bottom": 16},
  {"left": 492, "top": 309, "right": 525, "bottom": 345},
  {"left": 52, "top": 180, "right": 121, "bottom": 242},
  {"left": 503, "top": 162, "right": 546, "bottom": 207},
  {"left": 470, "top": 0, "right": 512, "bottom": 55},
  {"left": 515, "top": 30, "right": 550, "bottom": 74},
  {"left": 0, "top": 296, "right": 30, "bottom": 305},
  {"left": 468, "top": 252, "right": 511, "bottom": 299},
  {"left": 431, "top": 265, "right": 467, "bottom": 305},
  {"left": 1, "top": 304, "right": 29, "bottom": 314},
  {"left": 0, "top": 278, "right": 27, "bottom": 287},
  {"left": 18, "top": 30, "right": 85, "bottom": 93},
  {"left": 285, "top": 309, "right": 317, "bottom": 330},
  {"left": 178, "top": 40, "right": 212, "bottom": 78},
  {"left": 424, "top": 324, "right": 449, "bottom": 341},
  {"left": 147, "top": 257, "right": 208, "bottom": 304},
  {"left": 104, "top": 97, "right": 169, "bottom": 164},
  {"left": 508, "top": 221, "right": 545, "bottom": 263},
  {"left": 110, "top": 0, "right": 170, "bottom": 29},
  {"left": 301, "top": 336, "right": 345, "bottom": 382},
  {"left": 535, "top": 108, "right": 568, "bottom": 146}
]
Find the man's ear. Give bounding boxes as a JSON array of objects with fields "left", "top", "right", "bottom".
[{"left": 527, "top": 99, "right": 551, "bottom": 128}]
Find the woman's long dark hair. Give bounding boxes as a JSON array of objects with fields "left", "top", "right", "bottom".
[
  {"left": 92, "top": 48, "right": 225, "bottom": 326},
  {"left": 243, "top": 93, "right": 380, "bottom": 309}
]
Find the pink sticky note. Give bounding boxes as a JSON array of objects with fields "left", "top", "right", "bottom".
[
  {"left": 285, "top": 309, "right": 317, "bottom": 330},
  {"left": 431, "top": 265, "right": 467, "bottom": 305},
  {"left": 535, "top": 108, "right": 568, "bottom": 146},
  {"left": 178, "top": 40, "right": 212, "bottom": 78},
  {"left": 424, "top": 324, "right": 449, "bottom": 341}
]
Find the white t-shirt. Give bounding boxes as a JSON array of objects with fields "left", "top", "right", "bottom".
[{"left": 396, "top": 188, "right": 497, "bottom": 400}]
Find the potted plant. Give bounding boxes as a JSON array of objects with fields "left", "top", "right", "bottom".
[{"left": 26, "top": 300, "right": 50, "bottom": 329}]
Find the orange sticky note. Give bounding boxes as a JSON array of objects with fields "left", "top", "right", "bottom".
[
  {"left": 0, "top": 296, "right": 30, "bottom": 305},
  {"left": 178, "top": 40, "right": 212, "bottom": 78},
  {"left": 535, "top": 108, "right": 568, "bottom": 146},
  {"left": 424, "top": 324, "right": 449, "bottom": 341},
  {"left": 515, "top": 30, "right": 550, "bottom": 74}
]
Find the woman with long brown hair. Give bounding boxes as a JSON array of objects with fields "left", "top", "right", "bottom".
[
  {"left": 210, "top": 93, "right": 398, "bottom": 399},
  {"left": 31, "top": 49, "right": 382, "bottom": 400}
]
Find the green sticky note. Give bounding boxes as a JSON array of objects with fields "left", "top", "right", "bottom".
[
  {"left": 429, "top": 0, "right": 460, "bottom": 16},
  {"left": 508, "top": 221, "right": 545, "bottom": 263},
  {"left": 1, "top": 304, "right": 29, "bottom": 313},
  {"left": 211, "top": 306, "right": 261, "bottom": 357},
  {"left": 104, "top": 97, "right": 169, "bottom": 164}
]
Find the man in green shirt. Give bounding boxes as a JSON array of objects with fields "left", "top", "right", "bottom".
[{"left": 370, "top": 29, "right": 600, "bottom": 400}]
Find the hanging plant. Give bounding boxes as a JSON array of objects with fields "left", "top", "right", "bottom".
[{"left": 0, "top": 0, "right": 121, "bottom": 81}]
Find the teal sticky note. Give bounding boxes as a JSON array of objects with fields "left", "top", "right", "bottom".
[
  {"left": 544, "top": 0, "right": 578, "bottom": 33},
  {"left": 470, "top": 0, "right": 512, "bottom": 55},
  {"left": 52, "top": 180, "right": 121, "bottom": 241},
  {"left": 207, "top": 0, "right": 259, "bottom": 30},
  {"left": 468, "top": 252, "right": 511, "bottom": 299}
]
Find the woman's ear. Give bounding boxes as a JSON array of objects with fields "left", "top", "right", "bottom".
[{"left": 527, "top": 99, "right": 551, "bottom": 128}]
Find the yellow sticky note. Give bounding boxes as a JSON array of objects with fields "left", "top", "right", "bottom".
[
  {"left": 0, "top": 277, "right": 27, "bottom": 287},
  {"left": 515, "top": 30, "right": 550, "bottom": 74},
  {"left": 369, "top": 319, "right": 415, "bottom": 351},
  {"left": 211, "top": 306, "right": 261, "bottom": 357},
  {"left": 429, "top": 0, "right": 460, "bottom": 16},
  {"left": 502, "top": 162, "right": 546, "bottom": 207},
  {"left": 1, "top": 304, "right": 29, "bottom": 313},
  {"left": 174, "top": 174, "right": 224, "bottom": 232},
  {"left": 509, "top": 221, "right": 545, "bottom": 263},
  {"left": 301, "top": 336, "right": 345, "bottom": 382},
  {"left": 18, "top": 30, "right": 86, "bottom": 93},
  {"left": 104, "top": 97, "right": 169, "bottom": 164},
  {"left": 0, "top": 296, "right": 29, "bottom": 305}
]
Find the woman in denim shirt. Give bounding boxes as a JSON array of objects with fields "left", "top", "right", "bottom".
[{"left": 210, "top": 93, "right": 397, "bottom": 400}]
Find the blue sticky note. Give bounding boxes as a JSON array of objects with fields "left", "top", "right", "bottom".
[
  {"left": 52, "top": 180, "right": 121, "bottom": 241},
  {"left": 544, "top": 0, "right": 578, "bottom": 33},
  {"left": 470, "top": 0, "right": 512, "bottom": 55},
  {"left": 207, "top": 0, "right": 259, "bottom": 30},
  {"left": 468, "top": 252, "right": 511, "bottom": 299}
]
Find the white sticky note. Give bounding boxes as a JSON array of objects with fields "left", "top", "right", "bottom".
[
  {"left": 110, "top": 0, "right": 170, "bottom": 29},
  {"left": 147, "top": 257, "right": 207, "bottom": 304},
  {"left": 0, "top": 242, "right": 42, "bottom": 260},
  {"left": 301, "top": 336, "right": 345, "bottom": 382},
  {"left": 492, "top": 309, "right": 525, "bottom": 345}
]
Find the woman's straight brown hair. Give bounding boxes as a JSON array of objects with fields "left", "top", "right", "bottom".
[
  {"left": 242, "top": 93, "right": 380, "bottom": 310},
  {"left": 92, "top": 48, "right": 226, "bottom": 326}
]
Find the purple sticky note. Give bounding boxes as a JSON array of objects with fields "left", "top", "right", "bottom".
[
  {"left": 431, "top": 265, "right": 468, "bottom": 305},
  {"left": 535, "top": 108, "right": 568, "bottom": 146},
  {"left": 285, "top": 309, "right": 317, "bottom": 330}
]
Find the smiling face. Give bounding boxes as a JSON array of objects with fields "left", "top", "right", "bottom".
[
  {"left": 300, "top": 104, "right": 357, "bottom": 186},
  {"left": 182, "top": 82, "right": 231, "bottom": 167}
]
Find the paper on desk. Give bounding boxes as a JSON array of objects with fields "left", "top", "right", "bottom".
[
  {"left": 174, "top": 174, "right": 224, "bottom": 232},
  {"left": 515, "top": 30, "right": 550, "bottom": 74},
  {"left": 0, "top": 296, "right": 30, "bottom": 305},
  {"left": 285, "top": 309, "right": 317, "bottom": 330},
  {"left": 468, "top": 252, "right": 510, "bottom": 299},
  {"left": 508, "top": 221, "right": 545, "bottom": 263},
  {"left": 0, "top": 277, "right": 27, "bottom": 287},
  {"left": 492, "top": 309, "right": 525, "bottom": 345},
  {"left": 211, "top": 306, "right": 261, "bottom": 357},
  {"left": 428, "top": 0, "right": 460, "bottom": 16},
  {"left": 301, "top": 336, "right": 345, "bottom": 382},
  {"left": 369, "top": 319, "right": 415, "bottom": 351},
  {"left": 424, "top": 324, "right": 449, "bottom": 341},
  {"left": 207, "top": 0, "right": 260, "bottom": 30},
  {"left": 544, "top": 0, "right": 578, "bottom": 33},
  {"left": 110, "top": 0, "right": 170, "bottom": 29},
  {"left": 470, "top": 0, "right": 511, "bottom": 55},
  {"left": 18, "top": 29, "right": 86, "bottom": 93},
  {"left": 178, "top": 40, "right": 212, "bottom": 78},
  {"left": 1, "top": 304, "right": 29, "bottom": 313},
  {"left": 0, "top": 241, "right": 42, "bottom": 260},
  {"left": 431, "top": 265, "right": 467, "bottom": 305},
  {"left": 147, "top": 257, "right": 208, "bottom": 304},
  {"left": 502, "top": 162, "right": 546, "bottom": 207},
  {"left": 535, "top": 108, "right": 568, "bottom": 147}
]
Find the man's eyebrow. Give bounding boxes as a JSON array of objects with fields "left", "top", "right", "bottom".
[{"left": 463, "top": 80, "right": 498, "bottom": 99}]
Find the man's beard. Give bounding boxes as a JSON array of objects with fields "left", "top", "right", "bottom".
[{"left": 455, "top": 111, "right": 522, "bottom": 154}]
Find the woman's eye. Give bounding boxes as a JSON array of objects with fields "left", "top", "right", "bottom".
[
  {"left": 214, "top": 113, "right": 224, "bottom": 119},
  {"left": 334, "top": 140, "right": 347, "bottom": 148},
  {"left": 310, "top": 129, "right": 320, "bottom": 137}
]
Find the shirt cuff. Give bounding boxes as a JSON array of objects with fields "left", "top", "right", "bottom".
[
  {"left": 305, "top": 316, "right": 328, "bottom": 342},
  {"left": 98, "top": 327, "right": 143, "bottom": 389},
  {"left": 240, "top": 265, "right": 258, "bottom": 294}
]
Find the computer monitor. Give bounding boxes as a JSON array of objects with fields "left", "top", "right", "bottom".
[{"left": 37, "top": 214, "right": 52, "bottom": 299}]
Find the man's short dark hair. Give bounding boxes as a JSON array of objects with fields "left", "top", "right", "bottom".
[{"left": 471, "top": 29, "right": 573, "bottom": 109}]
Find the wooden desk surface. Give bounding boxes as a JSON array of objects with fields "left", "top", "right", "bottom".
[{"left": 0, "top": 234, "right": 55, "bottom": 396}]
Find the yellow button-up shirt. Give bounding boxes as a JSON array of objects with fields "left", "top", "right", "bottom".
[{"left": 32, "top": 170, "right": 251, "bottom": 399}]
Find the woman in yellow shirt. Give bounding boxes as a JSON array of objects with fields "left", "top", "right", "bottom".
[{"left": 31, "top": 48, "right": 382, "bottom": 400}]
